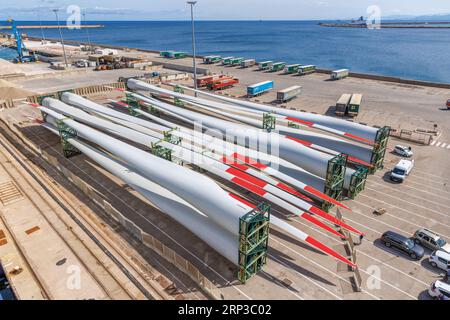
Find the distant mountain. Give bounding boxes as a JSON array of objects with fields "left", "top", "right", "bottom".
[{"left": 384, "top": 13, "right": 450, "bottom": 21}]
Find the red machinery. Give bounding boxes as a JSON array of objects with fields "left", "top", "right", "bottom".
[{"left": 208, "top": 78, "right": 239, "bottom": 91}]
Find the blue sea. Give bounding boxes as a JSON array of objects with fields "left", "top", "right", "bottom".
[{"left": 1, "top": 20, "right": 450, "bottom": 83}]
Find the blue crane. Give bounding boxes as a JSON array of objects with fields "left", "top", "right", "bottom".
[{"left": 6, "top": 19, "right": 36, "bottom": 63}]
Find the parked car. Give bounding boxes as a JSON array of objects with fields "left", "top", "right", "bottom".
[
  {"left": 393, "top": 145, "right": 413, "bottom": 157},
  {"left": 446, "top": 99, "right": 450, "bottom": 110},
  {"left": 390, "top": 159, "right": 414, "bottom": 182},
  {"left": 428, "top": 280, "right": 450, "bottom": 300},
  {"left": 414, "top": 228, "right": 450, "bottom": 253},
  {"left": 429, "top": 250, "right": 450, "bottom": 271},
  {"left": 381, "top": 231, "right": 424, "bottom": 260}
]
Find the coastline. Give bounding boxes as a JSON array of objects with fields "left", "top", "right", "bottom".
[{"left": 7, "top": 33, "right": 449, "bottom": 89}]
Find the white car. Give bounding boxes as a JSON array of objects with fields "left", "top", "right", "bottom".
[
  {"left": 390, "top": 159, "right": 414, "bottom": 182},
  {"left": 429, "top": 250, "right": 450, "bottom": 271},
  {"left": 428, "top": 280, "right": 450, "bottom": 300},
  {"left": 393, "top": 145, "right": 413, "bottom": 157}
]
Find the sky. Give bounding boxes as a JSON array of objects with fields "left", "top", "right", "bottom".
[{"left": 0, "top": 0, "right": 450, "bottom": 21}]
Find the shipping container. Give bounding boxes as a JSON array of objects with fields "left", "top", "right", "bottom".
[
  {"left": 203, "top": 55, "right": 222, "bottom": 64},
  {"left": 348, "top": 94, "right": 362, "bottom": 117},
  {"left": 284, "top": 64, "right": 301, "bottom": 74},
  {"left": 230, "top": 57, "right": 244, "bottom": 66},
  {"left": 160, "top": 50, "right": 173, "bottom": 58},
  {"left": 222, "top": 57, "right": 234, "bottom": 65},
  {"left": 208, "top": 78, "right": 239, "bottom": 91},
  {"left": 160, "top": 51, "right": 187, "bottom": 59},
  {"left": 247, "top": 80, "right": 274, "bottom": 96},
  {"left": 331, "top": 69, "right": 349, "bottom": 80},
  {"left": 298, "top": 65, "right": 316, "bottom": 75},
  {"left": 258, "top": 61, "right": 273, "bottom": 71},
  {"left": 270, "top": 62, "right": 286, "bottom": 72},
  {"left": 277, "top": 85, "right": 302, "bottom": 103},
  {"left": 241, "top": 59, "right": 256, "bottom": 68},
  {"left": 335, "top": 93, "right": 352, "bottom": 116},
  {"left": 172, "top": 52, "right": 187, "bottom": 59}
]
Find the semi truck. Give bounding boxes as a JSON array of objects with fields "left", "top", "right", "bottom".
[
  {"left": 270, "top": 62, "right": 286, "bottom": 72},
  {"left": 331, "top": 69, "right": 349, "bottom": 80},
  {"left": 247, "top": 80, "right": 274, "bottom": 96},
  {"left": 230, "top": 57, "right": 244, "bottom": 66},
  {"left": 348, "top": 93, "right": 362, "bottom": 117},
  {"left": 298, "top": 65, "right": 316, "bottom": 75},
  {"left": 203, "top": 55, "right": 222, "bottom": 64},
  {"left": 284, "top": 64, "right": 301, "bottom": 74},
  {"left": 241, "top": 59, "right": 256, "bottom": 68},
  {"left": 276, "top": 85, "right": 302, "bottom": 103},
  {"left": 208, "top": 78, "right": 239, "bottom": 91},
  {"left": 222, "top": 57, "right": 234, "bottom": 65},
  {"left": 335, "top": 93, "right": 352, "bottom": 116},
  {"left": 258, "top": 61, "right": 273, "bottom": 71}
]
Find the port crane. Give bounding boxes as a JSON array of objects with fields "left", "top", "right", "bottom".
[{"left": 6, "top": 19, "right": 37, "bottom": 63}]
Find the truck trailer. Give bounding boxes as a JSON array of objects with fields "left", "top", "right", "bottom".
[
  {"left": 258, "top": 61, "right": 273, "bottom": 71},
  {"left": 348, "top": 94, "right": 362, "bottom": 117},
  {"left": 247, "top": 81, "right": 274, "bottom": 96},
  {"left": 208, "top": 78, "right": 239, "bottom": 91},
  {"left": 277, "top": 85, "right": 302, "bottom": 103},
  {"left": 331, "top": 69, "right": 349, "bottom": 80},
  {"left": 298, "top": 65, "right": 316, "bottom": 75},
  {"left": 270, "top": 62, "right": 286, "bottom": 72},
  {"left": 284, "top": 64, "right": 301, "bottom": 74},
  {"left": 222, "top": 57, "right": 234, "bottom": 65},
  {"left": 230, "top": 57, "right": 244, "bottom": 66},
  {"left": 203, "top": 55, "right": 222, "bottom": 64},
  {"left": 241, "top": 59, "right": 256, "bottom": 68},
  {"left": 335, "top": 93, "right": 352, "bottom": 116},
  {"left": 196, "top": 74, "right": 231, "bottom": 87}
]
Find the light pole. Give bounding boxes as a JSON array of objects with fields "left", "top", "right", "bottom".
[
  {"left": 53, "top": 9, "right": 68, "bottom": 67},
  {"left": 187, "top": 1, "right": 198, "bottom": 97},
  {"left": 83, "top": 13, "right": 92, "bottom": 53}
]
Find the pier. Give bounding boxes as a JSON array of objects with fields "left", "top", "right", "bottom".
[{"left": 0, "top": 25, "right": 104, "bottom": 30}]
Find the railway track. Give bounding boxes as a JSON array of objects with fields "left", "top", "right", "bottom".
[{"left": 0, "top": 120, "right": 168, "bottom": 300}]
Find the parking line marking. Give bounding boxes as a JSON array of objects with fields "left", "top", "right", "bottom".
[
  {"left": 430, "top": 140, "right": 436, "bottom": 146},
  {"left": 290, "top": 211, "right": 428, "bottom": 297},
  {"left": 435, "top": 142, "right": 441, "bottom": 147},
  {"left": 441, "top": 143, "right": 447, "bottom": 148},
  {"left": 357, "top": 193, "right": 450, "bottom": 230},
  {"left": 365, "top": 187, "right": 450, "bottom": 220}
]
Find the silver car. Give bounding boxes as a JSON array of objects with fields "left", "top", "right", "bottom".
[{"left": 414, "top": 229, "right": 450, "bottom": 253}]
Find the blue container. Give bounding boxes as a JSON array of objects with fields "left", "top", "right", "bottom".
[{"left": 247, "top": 80, "right": 274, "bottom": 96}]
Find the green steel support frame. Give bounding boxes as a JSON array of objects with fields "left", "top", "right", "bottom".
[
  {"left": 322, "top": 154, "right": 347, "bottom": 211},
  {"left": 174, "top": 86, "right": 185, "bottom": 107},
  {"left": 370, "top": 126, "right": 390, "bottom": 173},
  {"left": 163, "top": 129, "right": 182, "bottom": 145},
  {"left": 238, "top": 202, "right": 271, "bottom": 284},
  {"left": 56, "top": 119, "right": 81, "bottom": 158},
  {"left": 347, "top": 166, "right": 368, "bottom": 199},
  {"left": 150, "top": 142, "right": 173, "bottom": 162},
  {"left": 262, "top": 113, "right": 276, "bottom": 132}
]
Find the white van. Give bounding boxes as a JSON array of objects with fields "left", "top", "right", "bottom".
[
  {"left": 390, "top": 159, "right": 414, "bottom": 182},
  {"left": 429, "top": 250, "right": 450, "bottom": 272},
  {"left": 428, "top": 280, "right": 450, "bottom": 300}
]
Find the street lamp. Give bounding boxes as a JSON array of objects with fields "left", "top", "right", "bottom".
[
  {"left": 187, "top": 1, "right": 198, "bottom": 97},
  {"left": 53, "top": 9, "right": 68, "bottom": 67},
  {"left": 82, "top": 13, "right": 93, "bottom": 53}
]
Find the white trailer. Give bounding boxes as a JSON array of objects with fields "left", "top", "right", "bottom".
[
  {"left": 331, "top": 69, "right": 349, "bottom": 80},
  {"left": 241, "top": 59, "right": 256, "bottom": 68},
  {"left": 277, "top": 85, "right": 302, "bottom": 103}
]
